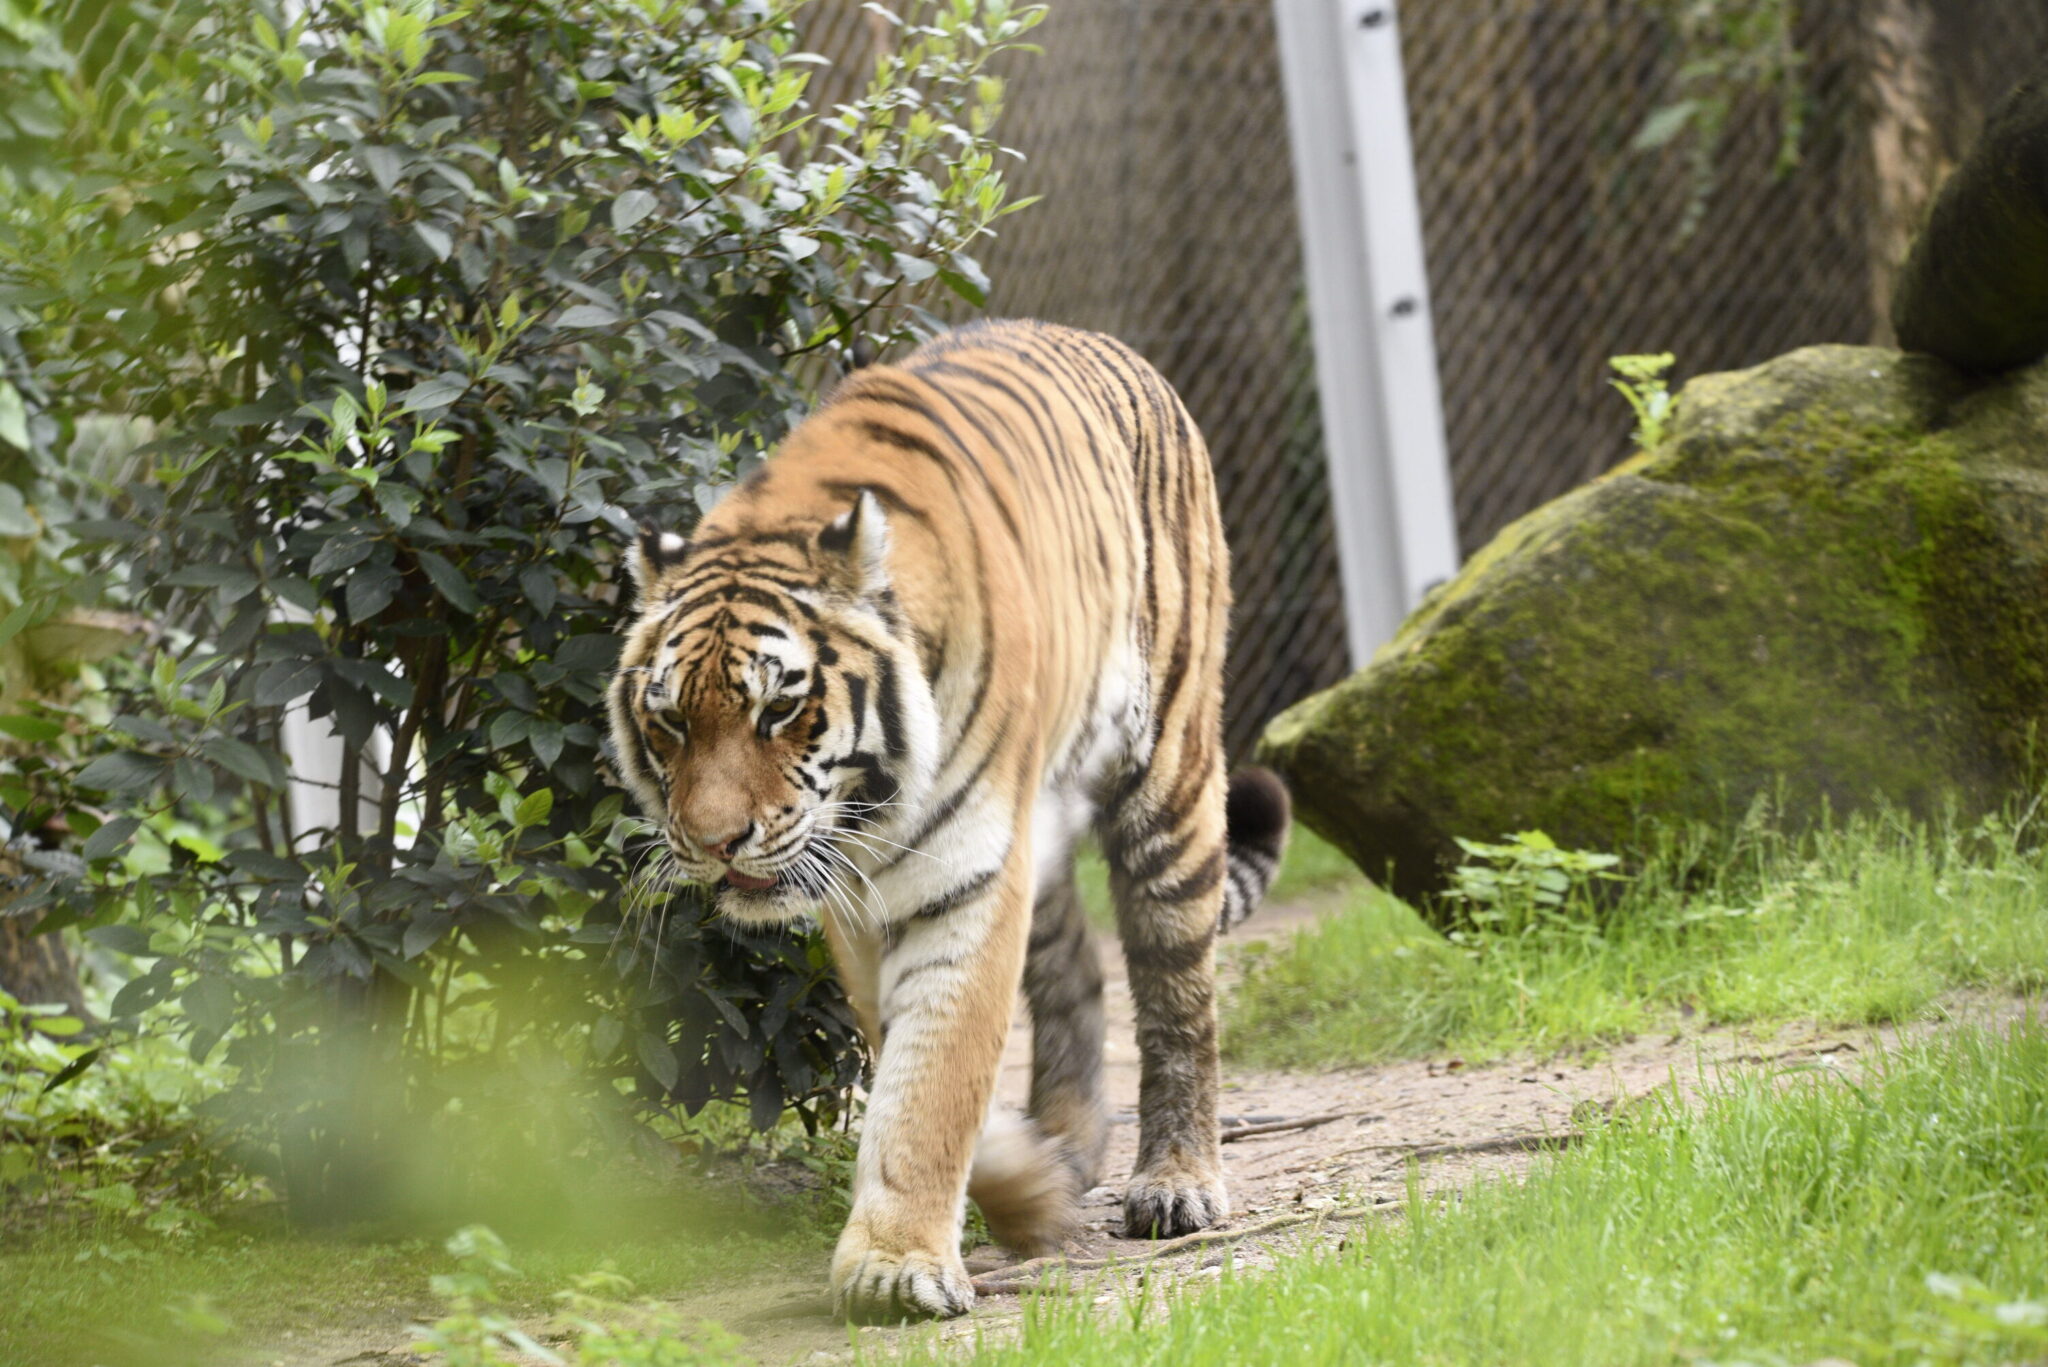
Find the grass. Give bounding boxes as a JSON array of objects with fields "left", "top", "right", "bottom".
[
  {"left": 1226, "top": 807, "right": 2048, "bottom": 1068},
  {"left": 0, "top": 1081, "right": 852, "bottom": 1367},
  {"left": 0, "top": 1194, "right": 817, "bottom": 1367},
  {"left": 13, "top": 811, "right": 2047, "bottom": 1366},
  {"left": 923, "top": 1019, "right": 2048, "bottom": 1367}
]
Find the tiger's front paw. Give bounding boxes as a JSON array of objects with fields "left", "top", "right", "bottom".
[
  {"left": 831, "top": 1225, "right": 976, "bottom": 1322},
  {"left": 1123, "top": 1162, "right": 1228, "bottom": 1239}
]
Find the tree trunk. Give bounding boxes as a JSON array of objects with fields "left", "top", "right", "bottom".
[
  {"left": 1864, "top": 0, "right": 1946, "bottom": 341},
  {"left": 0, "top": 849, "right": 87, "bottom": 1015}
]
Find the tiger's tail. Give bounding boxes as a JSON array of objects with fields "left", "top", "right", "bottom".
[
  {"left": 968, "top": 1108, "right": 1078, "bottom": 1257},
  {"left": 1219, "top": 767, "right": 1291, "bottom": 933}
]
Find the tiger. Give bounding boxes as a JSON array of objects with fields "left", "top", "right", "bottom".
[{"left": 607, "top": 318, "right": 1291, "bottom": 1321}]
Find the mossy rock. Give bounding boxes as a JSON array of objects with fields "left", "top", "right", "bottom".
[{"left": 1258, "top": 345, "right": 2048, "bottom": 913}]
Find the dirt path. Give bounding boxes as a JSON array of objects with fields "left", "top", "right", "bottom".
[{"left": 290, "top": 891, "right": 2031, "bottom": 1366}]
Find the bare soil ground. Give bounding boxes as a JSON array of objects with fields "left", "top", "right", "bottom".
[{"left": 285, "top": 889, "right": 2031, "bottom": 1367}]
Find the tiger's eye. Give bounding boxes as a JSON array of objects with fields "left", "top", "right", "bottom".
[{"left": 757, "top": 695, "right": 801, "bottom": 737}]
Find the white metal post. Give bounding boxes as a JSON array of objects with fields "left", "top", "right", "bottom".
[{"left": 1272, "top": 0, "right": 1460, "bottom": 667}]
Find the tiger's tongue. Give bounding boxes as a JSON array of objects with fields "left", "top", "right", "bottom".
[{"left": 723, "top": 869, "right": 777, "bottom": 892}]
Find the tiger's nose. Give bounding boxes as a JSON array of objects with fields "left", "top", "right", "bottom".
[{"left": 698, "top": 822, "right": 755, "bottom": 861}]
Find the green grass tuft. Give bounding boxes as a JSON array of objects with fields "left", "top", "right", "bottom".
[
  {"left": 928, "top": 1020, "right": 2048, "bottom": 1367},
  {"left": 1227, "top": 807, "right": 2048, "bottom": 1068},
  {"left": 1264, "top": 825, "right": 1363, "bottom": 904}
]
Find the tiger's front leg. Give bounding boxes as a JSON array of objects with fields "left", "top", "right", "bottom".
[{"left": 830, "top": 849, "right": 1031, "bottom": 1321}]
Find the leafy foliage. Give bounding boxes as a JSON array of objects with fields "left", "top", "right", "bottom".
[
  {"left": 1635, "top": 0, "right": 1807, "bottom": 240},
  {"left": 1442, "top": 830, "right": 1627, "bottom": 937},
  {"left": 1, "top": 0, "right": 1040, "bottom": 1217},
  {"left": 0, "top": 981, "right": 251, "bottom": 1231}
]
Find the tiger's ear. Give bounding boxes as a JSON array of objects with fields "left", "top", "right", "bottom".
[
  {"left": 816, "top": 489, "right": 890, "bottom": 598},
  {"left": 629, "top": 523, "right": 690, "bottom": 604}
]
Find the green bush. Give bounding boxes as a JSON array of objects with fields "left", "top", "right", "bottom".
[{"left": 0, "top": 0, "right": 1039, "bottom": 1220}]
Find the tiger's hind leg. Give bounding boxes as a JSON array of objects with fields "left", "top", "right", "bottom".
[
  {"left": 1026, "top": 868, "right": 1109, "bottom": 1174},
  {"left": 1100, "top": 765, "right": 1230, "bottom": 1239},
  {"left": 968, "top": 860, "right": 1105, "bottom": 1255}
]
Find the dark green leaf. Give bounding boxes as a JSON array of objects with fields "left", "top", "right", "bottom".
[
  {"left": 41, "top": 1049, "right": 102, "bottom": 1094},
  {"left": 750, "top": 1083, "right": 783, "bottom": 1132},
  {"left": 112, "top": 714, "right": 178, "bottom": 746},
  {"left": 345, "top": 563, "right": 399, "bottom": 621},
  {"left": 171, "top": 757, "right": 215, "bottom": 806},
  {"left": 88, "top": 923, "right": 153, "bottom": 955},
  {"left": 396, "top": 375, "right": 469, "bottom": 413},
  {"left": 360, "top": 144, "right": 404, "bottom": 193},
  {"left": 110, "top": 974, "right": 169, "bottom": 1018},
  {"left": 309, "top": 535, "right": 375, "bottom": 577},
  {"left": 164, "top": 564, "right": 259, "bottom": 598},
  {"left": 226, "top": 849, "right": 304, "bottom": 880},
  {"left": 612, "top": 189, "right": 656, "bottom": 233},
  {"left": 519, "top": 565, "right": 558, "bottom": 618},
  {"left": 182, "top": 975, "right": 235, "bottom": 1038},
  {"left": 229, "top": 188, "right": 295, "bottom": 219},
  {"left": 254, "top": 659, "right": 323, "bottom": 707},
  {"left": 415, "top": 222, "right": 453, "bottom": 261},
  {"left": 403, "top": 911, "right": 454, "bottom": 959},
  {"left": 637, "top": 1032, "right": 680, "bottom": 1091},
  {"left": 415, "top": 549, "right": 482, "bottom": 613},
  {"left": 487, "top": 709, "right": 530, "bottom": 749},
  {"left": 706, "top": 991, "right": 750, "bottom": 1037},
  {"left": 330, "top": 658, "right": 413, "bottom": 706},
  {"left": 553, "top": 634, "right": 619, "bottom": 673},
  {"left": 81, "top": 816, "right": 141, "bottom": 862},
  {"left": 528, "top": 722, "right": 564, "bottom": 769},
  {"left": 203, "top": 737, "right": 287, "bottom": 789},
  {"left": 76, "top": 751, "right": 167, "bottom": 795},
  {"left": 62, "top": 518, "right": 145, "bottom": 543}
]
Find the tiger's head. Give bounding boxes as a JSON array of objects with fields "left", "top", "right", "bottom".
[{"left": 606, "top": 488, "right": 939, "bottom": 925}]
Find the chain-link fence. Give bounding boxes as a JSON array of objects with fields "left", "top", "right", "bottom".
[
  {"left": 1407, "top": 2, "right": 2048, "bottom": 555},
  {"left": 796, "top": 0, "right": 2048, "bottom": 758}
]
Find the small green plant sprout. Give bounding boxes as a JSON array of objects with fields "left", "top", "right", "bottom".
[
  {"left": 412, "top": 1225, "right": 740, "bottom": 1366},
  {"left": 1442, "top": 831, "right": 1627, "bottom": 935},
  {"left": 1609, "top": 352, "right": 1679, "bottom": 451},
  {"left": 413, "top": 1225, "right": 560, "bottom": 1367},
  {"left": 553, "top": 1268, "right": 741, "bottom": 1367}
]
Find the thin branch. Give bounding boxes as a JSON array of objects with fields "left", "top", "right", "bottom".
[
  {"left": 969, "top": 1202, "right": 1402, "bottom": 1296},
  {"left": 1219, "top": 1111, "right": 1350, "bottom": 1144}
]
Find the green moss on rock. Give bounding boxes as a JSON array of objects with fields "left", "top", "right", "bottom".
[{"left": 1260, "top": 345, "right": 2048, "bottom": 913}]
